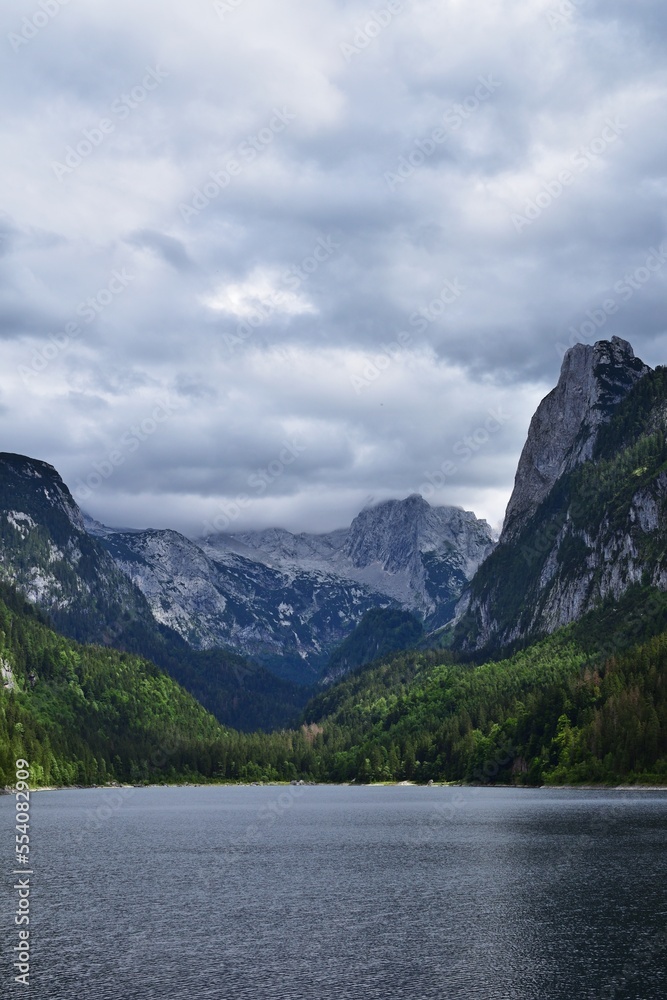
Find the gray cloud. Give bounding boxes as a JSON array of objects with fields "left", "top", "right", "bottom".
[
  {"left": 125, "top": 229, "right": 194, "bottom": 271},
  {"left": 0, "top": 0, "right": 665, "bottom": 534}
]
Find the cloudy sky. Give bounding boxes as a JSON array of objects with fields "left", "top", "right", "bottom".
[{"left": 1, "top": 0, "right": 666, "bottom": 537}]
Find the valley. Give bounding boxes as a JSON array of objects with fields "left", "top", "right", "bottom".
[{"left": 2, "top": 336, "right": 667, "bottom": 788}]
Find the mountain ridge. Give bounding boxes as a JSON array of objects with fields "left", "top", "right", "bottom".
[
  {"left": 455, "top": 338, "right": 666, "bottom": 652},
  {"left": 0, "top": 452, "right": 495, "bottom": 685},
  {"left": 502, "top": 336, "right": 650, "bottom": 543},
  {"left": 200, "top": 493, "right": 496, "bottom": 628},
  {"left": 0, "top": 452, "right": 306, "bottom": 729}
]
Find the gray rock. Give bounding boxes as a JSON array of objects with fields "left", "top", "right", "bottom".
[
  {"left": 502, "top": 338, "right": 649, "bottom": 544},
  {"left": 101, "top": 495, "right": 495, "bottom": 679},
  {"left": 456, "top": 338, "right": 664, "bottom": 651},
  {"left": 203, "top": 494, "right": 496, "bottom": 626}
]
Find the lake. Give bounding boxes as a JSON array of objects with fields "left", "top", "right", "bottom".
[{"left": 2, "top": 785, "right": 666, "bottom": 999}]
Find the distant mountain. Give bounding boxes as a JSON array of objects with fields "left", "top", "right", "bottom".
[
  {"left": 98, "top": 525, "right": 392, "bottom": 684},
  {"left": 0, "top": 453, "right": 304, "bottom": 730},
  {"left": 202, "top": 494, "right": 496, "bottom": 629},
  {"left": 0, "top": 452, "right": 495, "bottom": 689},
  {"left": 455, "top": 337, "right": 667, "bottom": 652},
  {"left": 83, "top": 495, "right": 495, "bottom": 684}
]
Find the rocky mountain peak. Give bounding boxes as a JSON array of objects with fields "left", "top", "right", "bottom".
[
  {"left": 501, "top": 338, "right": 651, "bottom": 543},
  {"left": 0, "top": 452, "right": 85, "bottom": 533},
  {"left": 344, "top": 494, "right": 494, "bottom": 574}
]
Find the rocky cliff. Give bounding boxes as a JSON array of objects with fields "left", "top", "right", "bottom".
[
  {"left": 203, "top": 494, "right": 496, "bottom": 629},
  {"left": 456, "top": 339, "right": 666, "bottom": 652},
  {"left": 0, "top": 452, "right": 154, "bottom": 644},
  {"left": 502, "top": 337, "right": 650, "bottom": 543}
]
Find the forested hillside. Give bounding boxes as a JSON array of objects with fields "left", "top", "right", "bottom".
[
  {"left": 297, "top": 585, "right": 667, "bottom": 785},
  {"left": 0, "top": 583, "right": 231, "bottom": 786},
  {"left": 0, "top": 583, "right": 318, "bottom": 787},
  {"left": 5, "top": 581, "right": 667, "bottom": 788},
  {"left": 323, "top": 608, "right": 424, "bottom": 681}
]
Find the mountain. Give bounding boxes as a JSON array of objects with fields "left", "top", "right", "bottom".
[
  {"left": 0, "top": 452, "right": 494, "bottom": 690},
  {"left": 202, "top": 494, "right": 496, "bottom": 628},
  {"left": 502, "top": 337, "right": 650, "bottom": 543},
  {"left": 0, "top": 453, "right": 304, "bottom": 730},
  {"left": 97, "top": 525, "right": 393, "bottom": 684},
  {"left": 0, "top": 452, "right": 154, "bottom": 647},
  {"left": 87, "top": 495, "right": 494, "bottom": 684},
  {"left": 455, "top": 338, "right": 667, "bottom": 652},
  {"left": 322, "top": 608, "right": 424, "bottom": 684}
]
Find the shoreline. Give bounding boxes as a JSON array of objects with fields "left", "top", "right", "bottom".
[{"left": 4, "top": 781, "right": 667, "bottom": 794}]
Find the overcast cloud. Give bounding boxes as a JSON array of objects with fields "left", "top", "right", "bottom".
[{"left": 1, "top": 0, "right": 666, "bottom": 536}]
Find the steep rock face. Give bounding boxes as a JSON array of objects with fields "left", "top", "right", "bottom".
[
  {"left": 0, "top": 455, "right": 307, "bottom": 728},
  {"left": 203, "top": 495, "right": 496, "bottom": 628},
  {"left": 102, "top": 529, "right": 233, "bottom": 648},
  {"left": 502, "top": 338, "right": 650, "bottom": 543},
  {"left": 340, "top": 495, "right": 496, "bottom": 624},
  {"left": 456, "top": 342, "right": 664, "bottom": 652},
  {"left": 101, "top": 527, "right": 394, "bottom": 682},
  {"left": 0, "top": 455, "right": 495, "bottom": 681},
  {"left": 344, "top": 494, "right": 494, "bottom": 577},
  {"left": 0, "top": 453, "right": 153, "bottom": 643},
  {"left": 0, "top": 452, "right": 85, "bottom": 534}
]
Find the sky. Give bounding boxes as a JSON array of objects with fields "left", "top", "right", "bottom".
[{"left": 1, "top": 0, "right": 666, "bottom": 538}]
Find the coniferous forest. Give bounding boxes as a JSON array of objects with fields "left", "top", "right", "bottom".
[
  {"left": 3, "top": 580, "right": 667, "bottom": 788},
  {"left": 2, "top": 359, "right": 667, "bottom": 790}
]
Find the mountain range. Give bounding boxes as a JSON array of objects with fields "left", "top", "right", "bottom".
[
  {"left": 2, "top": 335, "right": 667, "bottom": 786},
  {"left": 0, "top": 453, "right": 495, "bottom": 684}
]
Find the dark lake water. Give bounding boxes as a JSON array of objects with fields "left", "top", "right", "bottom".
[{"left": 2, "top": 785, "right": 667, "bottom": 999}]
